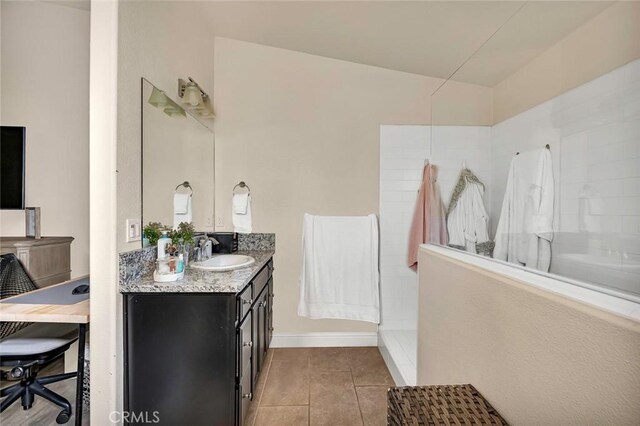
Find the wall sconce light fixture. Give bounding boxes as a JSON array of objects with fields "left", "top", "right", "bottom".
[
  {"left": 148, "top": 86, "right": 186, "bottom": 118},
  {"left": 178, "top": 77, "right": 215, "bottom": 118}
]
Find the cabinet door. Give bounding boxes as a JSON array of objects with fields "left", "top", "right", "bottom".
[
  {"left": 251, "top": 302, "right": 259, "bottom": 388},
  {"left": 256, "top": 288, "right": 268, "bottom": 372},
  {"left": 267, "top": 279, "right": 273, "bottom": 350},
  {"left": 125, "top": 294, "right": 236, "bottom": 426},
  {"left": 238, "top": 311, "right": 253, "bottom": 426}
]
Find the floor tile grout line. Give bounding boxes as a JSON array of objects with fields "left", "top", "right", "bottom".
[
  {"left": 350, "top": 361, "right": 366, "bottom": 426},
  {"left": 251, "top": 350, "right": 274, "bottom": 426},
  {"left": 307, "top": 353, "right": 311, "bottom": 426}
]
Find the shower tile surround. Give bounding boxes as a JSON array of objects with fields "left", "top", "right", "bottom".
[
  {"left": 119, "top": 233, "right": 275, "bottom": 289},
  {"left": 378, "top": 58, "right": 640, "bottom": 384},
  {"left": 379, "top": 125, "right": 492, "bottom": 385}
]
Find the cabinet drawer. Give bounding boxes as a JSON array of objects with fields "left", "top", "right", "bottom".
[
  {"left": 238, "top": 284, "right": 253, "bottom": 321},
  {"left": 253, "top": 265, "right": 271, "bottom": 298}
]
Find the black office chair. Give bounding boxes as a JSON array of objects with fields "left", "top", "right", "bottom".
[{"left": 0, "top": 254, "right": 78, "bottom": 424}]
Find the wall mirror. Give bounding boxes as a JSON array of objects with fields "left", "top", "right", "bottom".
[{"left": 141, "top": 78, "right": 215, "bottom": 245}]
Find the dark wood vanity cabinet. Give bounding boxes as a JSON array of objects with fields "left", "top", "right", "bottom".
[{"left": 123, "top": 258, "right": 274, "bottom": 426}]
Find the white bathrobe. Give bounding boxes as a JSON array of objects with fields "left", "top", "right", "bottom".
[
  {"left": 494, "top": 148, "right": 554, "bottom": 271},
  {"left": 447, "top": 175, "right": 490, "bottom": 254}
]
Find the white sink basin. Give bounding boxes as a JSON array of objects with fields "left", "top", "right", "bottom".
[{"left": 190, "top": 254, "right": 255, "bottom": 271}]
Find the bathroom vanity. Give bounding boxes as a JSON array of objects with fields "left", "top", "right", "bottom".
[{"left": 120, "top": 250, "right": 274, "bottom": 426}]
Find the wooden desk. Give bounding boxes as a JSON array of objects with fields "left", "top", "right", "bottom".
[{"left": 0, "top": 276, "right": 89, "bottom": 426}]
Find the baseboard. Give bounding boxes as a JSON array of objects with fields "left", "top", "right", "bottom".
[{"left": 270, "top": 332, "right": 378, "bottom": 348}]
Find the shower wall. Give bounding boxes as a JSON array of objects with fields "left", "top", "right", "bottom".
[
  {"left": 379, "top": 125, "right": 491, "bottom": 329},
  {"left": 489, "top": 59, "right": 640, "bottom": 296}
]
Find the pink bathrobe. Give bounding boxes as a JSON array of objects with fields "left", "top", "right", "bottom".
[{"left": 407, "top": 164, "right": 448, "bottom": 270}]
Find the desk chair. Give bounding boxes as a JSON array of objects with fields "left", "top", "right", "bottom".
[{"left": 0, "top": 254, "right": 78, "bottom": 424}]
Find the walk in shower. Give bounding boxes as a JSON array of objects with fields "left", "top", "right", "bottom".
[{"left": 379, "top": 1, "right": 640, "bottom": 385}]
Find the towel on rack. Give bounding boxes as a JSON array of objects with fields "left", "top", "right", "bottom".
[
  {"left": 233, "top": 193, "right": 250, "bottom": 215},
  {"left": 173, "top": 193, "right": 192, "bottom": 229},
  {"left": 232, "top": 195, "right": 252, "bottom": 234},
  {"left": 298, "top": 214, "right": 380, "bottom": 323}
]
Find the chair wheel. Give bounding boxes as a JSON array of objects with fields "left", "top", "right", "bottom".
[{"left": 56, "top": 410, "right": 71, "bottom": 424}]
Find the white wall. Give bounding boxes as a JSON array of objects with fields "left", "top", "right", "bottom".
[
  {"left": 418, "top": 247, "right": 640, "bottom": 425},
  {"left": 490, "top": 59, "right": 640, "bottom": 295},
  {"left": 214, "top": 38, "right": 432, "bottom": 337},
  {"left": 89, "top": 0, "right": 119, "bottom": 421},
  {"left": 379, "top": 125, "right": 491, "bottom": 330},
  {"left": 0, "top": 1, "right": 90, "bottom": 277}
]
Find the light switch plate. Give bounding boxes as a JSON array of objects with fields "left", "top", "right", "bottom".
[{"left": 126, "top": 219, "right": 141, "bottom": 242}]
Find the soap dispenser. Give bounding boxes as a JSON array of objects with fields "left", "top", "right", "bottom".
[{"left": 157, "top": 231, "right": 171, "bottom": 260}]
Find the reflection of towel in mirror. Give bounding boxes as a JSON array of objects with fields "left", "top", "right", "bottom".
[
  {"left": 233, "top": 193, "right": 249, "bottom": 215},
  {"left": 173, "top": 193, "right": 192, "bottom": 229},
  {"left": 298, "top": 214, "right": 380, "bottom": 323},
  {"left": 233, "top": 194, "right": 252, "bottom": 234},
  {"left": 494, "top": 148, "right": 554, "bottom": 271}
]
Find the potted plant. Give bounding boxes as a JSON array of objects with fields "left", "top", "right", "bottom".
[
  {"left": 143, "top": 222, "right": 164, "bottom": 247},
  {"left": 170, "top": 222, "right": 195, "bottom": 264}
]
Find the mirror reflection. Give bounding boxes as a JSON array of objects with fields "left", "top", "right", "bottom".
[
  {"left": 428, "top": 2, "right": 640, "bottom": 300},
  {"left": 141, "top": 78, "right": 215, "bottom": 246}
]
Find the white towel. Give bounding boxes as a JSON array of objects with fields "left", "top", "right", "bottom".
[
  {"left": 173, "top": 193, "right": 192, "bottom": 229},
  {"left": 233, "top": 193, "right": 249, "bottom": 215},
  {"left": 298, "top": 214, "right": 380, "bottom": 323},
  {"left": 233, "top": 195, "right": 252, "bottom": 234}
]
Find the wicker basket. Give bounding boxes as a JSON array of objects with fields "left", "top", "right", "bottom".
[{"left": 387, "top": 384, "right": 508, "bottom": 425}]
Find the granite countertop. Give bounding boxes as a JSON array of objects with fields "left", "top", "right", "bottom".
[{"left": 119, "top": 250, "right": 274, "bottom": 294}]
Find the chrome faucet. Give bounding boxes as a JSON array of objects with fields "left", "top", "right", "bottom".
[
  {"left": 203, "top": 240, "right": 213, "bottom": 259},
  {"left": 195, "top": 236, "right": 220, "bottom": 261}
]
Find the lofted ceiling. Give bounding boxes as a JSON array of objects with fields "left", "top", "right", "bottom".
[
  {"left": 43, "top": 0, "right": 91, "bottom": 12},
  {"left": 195, "top": 1, "right": 613, "bottom": 87}
]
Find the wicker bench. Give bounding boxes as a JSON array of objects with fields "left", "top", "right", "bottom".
[{"left": 387, "top": 384, "right": 508, "bottom": 425}]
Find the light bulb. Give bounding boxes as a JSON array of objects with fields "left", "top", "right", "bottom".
[{"left": 182, "top": 83, "right": 203, "bottom": 107}]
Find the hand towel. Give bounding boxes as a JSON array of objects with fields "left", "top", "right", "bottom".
[
  {"left": 233, "top": 195, "right": 252, "bottom": 234},
  {"left": 494, "top": 148, "right": 554, "bottom": 271},
  {"left": 173, "top": 193, "right": 190, "bottom": 214},
  {"left": 407, "top": 164, "right": 448, "bottom": 270},
  {"left": 298, "top": 214, "right": 380, "bottom": 323},
  {"left": 173, "top": 193, "right": 192, "bottom": 229},
  {"left": 233, "top": 193, "right": 249, "bottom": 215}
]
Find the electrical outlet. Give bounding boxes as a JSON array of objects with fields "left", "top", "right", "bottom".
[
  {"left": 216, "top": 216, "right": 224, "bottom": 227},
  {"left": 126, "top": 219, "right": 141, "bottom": 243}
]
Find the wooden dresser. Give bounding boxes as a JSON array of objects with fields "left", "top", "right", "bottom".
[{"left": 0, "top": 237, "right": 74, "bottom": 288}]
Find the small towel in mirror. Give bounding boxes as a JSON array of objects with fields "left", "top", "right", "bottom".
[{"left": 233, "top": 193, "right": 249, "bottom": 215}]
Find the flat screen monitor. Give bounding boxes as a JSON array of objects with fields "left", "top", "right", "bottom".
[{"left": 1, "top": 126, "right": 26, "bottom": 210}]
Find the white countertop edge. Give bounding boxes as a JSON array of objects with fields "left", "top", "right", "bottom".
[{"left": 421, "top": 244, "right": 640, "bottom": 323}]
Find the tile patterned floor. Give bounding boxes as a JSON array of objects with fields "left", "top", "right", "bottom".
[{"left": 247, "top": 347, "right": 395, "bottom": 426}]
